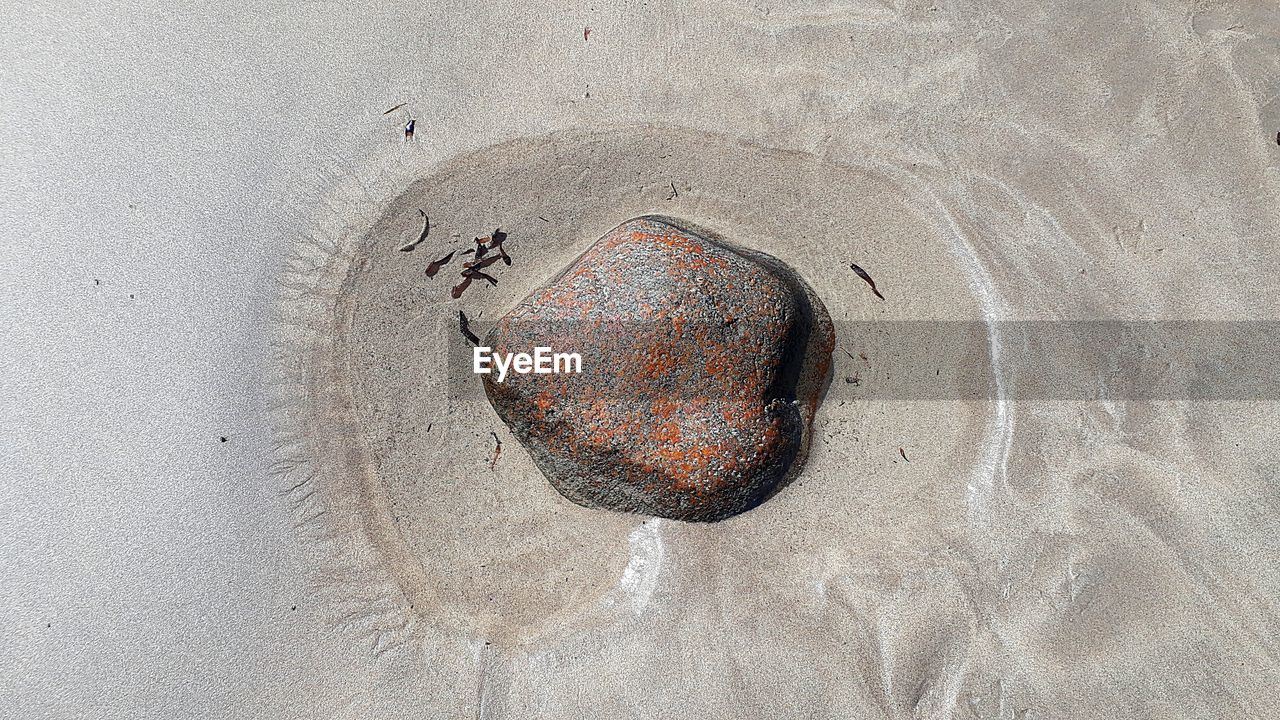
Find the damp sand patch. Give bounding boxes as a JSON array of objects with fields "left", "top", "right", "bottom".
[{"left": 272, "top": 126, "right": 994, "bottom": 655}]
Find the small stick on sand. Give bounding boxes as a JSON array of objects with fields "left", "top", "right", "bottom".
[
  {"left": 666, "top": 181, "right": 679, "bottom": 200},
  {"left": 489, "top": 431, "right": 503, "bottom": 469},
  {"left": 382, "top": 102, "right": 406, "bottom": 115},
  {"left": 463, "top": 255, "right": 503, "bottom": 272},
  {"left": 399, "top": 210, "right": 430, "bottom": 252},
  {"left": 458, "top": 310, "right": 480, "bottom": 345},
  {"left": 450, "top": 276, "right": 472, "bottom": 299},
  {"left": 489, "top": 229, "right": 511, "bottom": 266},
  {"left": 449, "top": 228, "right": 513, "bottom": 297},
  {"left": 899, "top": 447, "right": 909, "bottom": 462},
  {"left": 850, "top": 262, "right": 884, "bottom": 301},
  {"left": 462, "top": 268, "right": 499, "bottom": 286}
]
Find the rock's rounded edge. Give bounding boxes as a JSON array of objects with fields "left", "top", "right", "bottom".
[{"left": 482, "top": 215, "right": 835, "bottom": 522}]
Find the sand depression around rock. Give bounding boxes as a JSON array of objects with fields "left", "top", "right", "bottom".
[{"left": 273, "top": 126, "right": 990, "bottom": 656}]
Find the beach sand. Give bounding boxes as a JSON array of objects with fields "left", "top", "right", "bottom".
[{"left": 4, "top": 0, "right": 1280, "bottom": 717}]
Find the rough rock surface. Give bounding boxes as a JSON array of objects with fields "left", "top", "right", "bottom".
[{"left": 482, "top": 216, "right": 833, "bottom": 522}]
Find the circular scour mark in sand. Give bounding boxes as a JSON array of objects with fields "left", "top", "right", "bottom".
[
  {"left": 484, "top": 215, "right": 833, "bottom": 522},
  {"left": 274, "top": 126, "right": 992, "bottom": 649}
]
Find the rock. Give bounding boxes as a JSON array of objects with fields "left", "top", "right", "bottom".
[{"left": 482, "top": 215, "right": 833, "bottom": 522}]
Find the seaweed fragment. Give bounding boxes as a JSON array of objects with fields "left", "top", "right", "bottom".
[
  {"left": 458, "top": 310, "right": 480, "bottom": 345},
  {"left": 489, "top": 229, "right": 511, "bottom": 266},
  {"left": 462, "top": 268, "right": 499, "bottom": 286},
  {"left": 850, "top": 262, "right": 884, "bottom": 301},
  {"left": 489, "top": 431, "right": 503, "bottom": 469},
  {"left": 451, "top": 276, "right": 473, "bottom": 299},
  {"left": 464, "top": 255, "right": 503, "bottom": 272},
  {"left": 425, "top": 250, "right": 455, "bottom": 277},
  {"left": 421, "top": 224, "right": 517, "bottom": 298}
]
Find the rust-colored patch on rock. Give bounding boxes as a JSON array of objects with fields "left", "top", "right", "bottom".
[{"left": 483, "top": 215, "right": 833, "bottom": 522}]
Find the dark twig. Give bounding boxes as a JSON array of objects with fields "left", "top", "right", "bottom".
[
  {"left": 458, "top": 310, "right": 480, "bottom": 345},
  {"left": 850, "top": 262, "right": 884, "bottom": 301},
  {"left": 462, "top": 268, "right": 499, "bottom": 286},
  {"left": 489, "top": 431, "right": 503, "bottom": 469},
  {"left": 488, "top": 229, "right": 511, "bottom": 266},
  {"left": 451, "top": 276, "right": 473, "bottom": 299},
  {"left": 464, "top": 255, "right": 503, "bottom": 272}
]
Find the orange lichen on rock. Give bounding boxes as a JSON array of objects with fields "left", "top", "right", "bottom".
[{"left": 482, "top": 215, "right": 833, "bottom": 522}]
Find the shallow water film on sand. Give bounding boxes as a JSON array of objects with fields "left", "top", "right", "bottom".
[{"left": 271, "top": 103, "right": 1280, "bottom": 716}]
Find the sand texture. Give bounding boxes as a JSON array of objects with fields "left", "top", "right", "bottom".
[{"left": 4, "top": 1, "right": 1280, "bottom": 718}]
